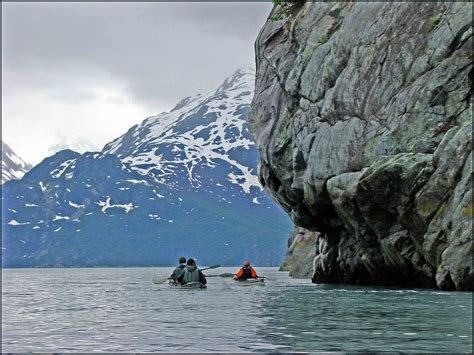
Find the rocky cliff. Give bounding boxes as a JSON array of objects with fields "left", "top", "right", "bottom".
[
  {"left": 279, "top": 227, "right": 318, "bottom": 278},
  {"left": 249, "top": 2, "right": 472, "bottom": 290}
]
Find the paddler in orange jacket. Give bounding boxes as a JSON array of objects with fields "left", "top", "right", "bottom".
[{"left": 234, "top": 260, "right": 257, "bottom": 280}]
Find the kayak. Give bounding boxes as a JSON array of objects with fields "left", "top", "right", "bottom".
[
  {"left": 170, "top": 281, "right": 207, "bottom": 290},
  {"left": 233, "top": 278, "right": 265, "bottom": 287}
]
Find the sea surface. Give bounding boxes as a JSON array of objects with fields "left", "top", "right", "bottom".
[{"left": 2, "top": 267, "right": 472, "bottom": 352}]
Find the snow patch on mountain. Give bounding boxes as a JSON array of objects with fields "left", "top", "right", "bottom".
[
  {"left": 96, "top": 196, "right": 135, "bottom": 214},
  {"left": 102, "top": 68, "right": 261, "bottom": 194},
  {"left": 53, "top": 215, "right": 70, "bottom": 221},
  {"left": 8, "top": 220, "right": 30, "bottom": 226},
  {"left": 51, "top": 159, "right": 76, "bottom": 179},
  {"left": 69, "top": 201, "right": 85, "bottom": 209},
  {"left": 125, "top": 179, "right": 149, "bottom": 186},
  {"left": 2, "top": 141, "right": 33, "bottom": 183}
]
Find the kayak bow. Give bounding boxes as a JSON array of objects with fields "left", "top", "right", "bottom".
[
  {"left": 233, "top": 278, "right": 265, "bottom": 287},
  {"left": 170, "top": 281, "right": 207, "bottom": 290}
]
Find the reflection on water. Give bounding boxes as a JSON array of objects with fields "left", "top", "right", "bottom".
[{"left": 2, "top": 267, "right": 472, "bottom": 352}]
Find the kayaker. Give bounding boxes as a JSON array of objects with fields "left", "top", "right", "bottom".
[
  {"left": 234, "top": 260, "right": 257, "bottom": 280},
  {"left": 177, "top": 258, "right": 207, "bottom": 285},
  {"left": 169, "top": 256, "right": 187, "bottom": 283}
]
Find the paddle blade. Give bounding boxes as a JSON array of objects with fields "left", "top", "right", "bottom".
[
  {"left": 259, "top": 276, "right": 276, "bottom": 282},
  {"left": 152, "top": 276, "right": 169, "bottom": 284}
]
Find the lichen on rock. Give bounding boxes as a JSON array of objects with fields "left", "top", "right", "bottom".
[{"left": 249, "top": 2, "right": 472, "bottom": 290}]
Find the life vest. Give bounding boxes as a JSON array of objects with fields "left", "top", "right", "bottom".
[
  {"left": 170, "top": 264, "right": 186, "bottom": 280},
  {"left": 183, "top": 266, "right": 201, "bottom": 284},
  {"left": 237, "top": 266, "right": 257, "bottom": 280}
]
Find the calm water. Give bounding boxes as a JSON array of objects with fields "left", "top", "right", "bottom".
[{"left": 2, "top": 267, "right": 472, "bottom": 352}]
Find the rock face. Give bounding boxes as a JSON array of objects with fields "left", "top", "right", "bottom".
[
  {"left": 280, "top": 227, "right": 318, "bottom": 278},
  {"left": 249, "top": 2, "right": 472, "bottom": 290}
]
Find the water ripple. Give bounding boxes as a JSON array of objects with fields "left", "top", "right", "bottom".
[{"left": 2, "top": 267, "right": 472, "bottom": 352}]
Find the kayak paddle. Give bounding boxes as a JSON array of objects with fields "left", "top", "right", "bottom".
[
  {"left": 200, "top": 264, "right": 221, "bottom": 271},
  {"left": 218, "top": 273, "right": 236, "bottom": 278},
  {"left": 258, "top": 276, "right": 276, "bottom": 282},
  {"left": 152, "top": 276, "right": 170, "bottom": 284},
  {"left": 152, "top": 265, "right": 221, "bottom": 284}
]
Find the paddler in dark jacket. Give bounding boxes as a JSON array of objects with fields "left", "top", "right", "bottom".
[
  {"left": 170, "top": 256, "right": 187, "bottom": 283},
  {"left": 177, "top": 258, "right": 207, "bottom": 285},
  {"left": 234, "top": 260, "right": 257, "bottom": 280}
]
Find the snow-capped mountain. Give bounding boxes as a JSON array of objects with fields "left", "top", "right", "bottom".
[
  {"left": 2, "top": 69, "right": 292, "bottom": 268},
  {"left": 103, "top": 68, "right": 259, "bottom": 195},
  {"left": 2, "top": 141, "right": 33, "bottom": 184},
  {"left": 48, "top": 137, "right": 98, "bottom": 156}
]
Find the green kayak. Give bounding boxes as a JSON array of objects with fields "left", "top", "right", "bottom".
[
  {"left": 170, "top": 281, "right": 207, "bottom": 290},
  {"left": 233, "top": 278, "right": 265, "bottom": 287}
]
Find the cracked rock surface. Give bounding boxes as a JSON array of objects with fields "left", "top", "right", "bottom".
[
  {"left": 280, "top": 227, "right": 318, "bottom": 278},
  {"left": 249, "top": 2, "right": 472, "bottom": 290}
]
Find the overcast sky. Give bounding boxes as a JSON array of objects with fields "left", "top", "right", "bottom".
[{"left": 2, "top": 2, "right": 273, "bottom": 165}]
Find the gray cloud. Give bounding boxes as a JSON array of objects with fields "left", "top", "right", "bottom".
[
  {"left": 2, "top": 2, "right": 273, "bottom": 165},
  {"left": 3, "top": 2, "right": 272, "bottom": 112},
  {"left": 47, "top": 88, "right": 99, "bottom": 104}
]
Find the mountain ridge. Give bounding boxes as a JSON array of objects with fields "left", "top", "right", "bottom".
[
  {"left": 2, "top": 141, "right": 33, "bottom": 184},
  {"left": 2, "top": 68, "right": 292, "bottom": 268}
]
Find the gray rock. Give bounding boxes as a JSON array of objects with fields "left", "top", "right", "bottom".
[
  {"left": 280, "top": 227, "right": 318, "bottom": 278},
  {"left": 250, "top": 2, "right": 472, "bottom": 290}
]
